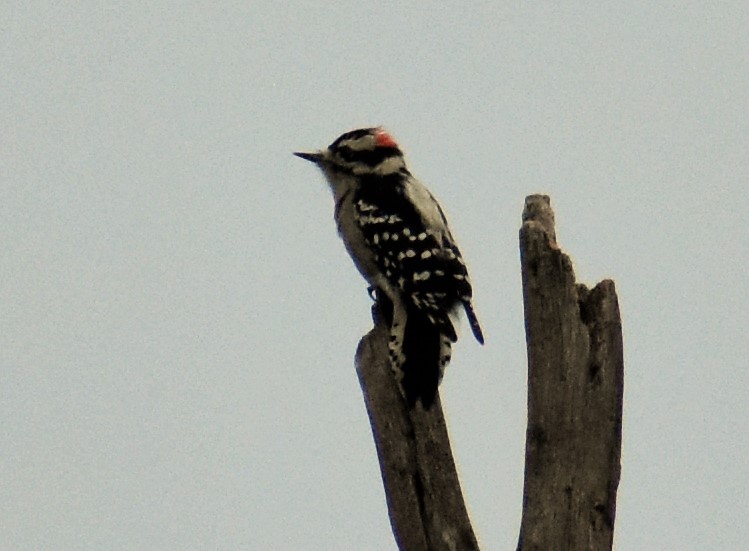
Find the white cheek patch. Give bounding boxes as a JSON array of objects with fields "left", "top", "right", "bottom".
[{"left": 373, "top": 156, "right": 405, "bottom": 176}]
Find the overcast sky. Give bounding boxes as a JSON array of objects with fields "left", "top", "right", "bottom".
[{"left": 2, "top": 2, "right": 748, "bottom": 550}]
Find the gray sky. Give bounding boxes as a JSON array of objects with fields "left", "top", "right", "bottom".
[{"left": 2, "top": 2, "right": 748, "bottom": 550}]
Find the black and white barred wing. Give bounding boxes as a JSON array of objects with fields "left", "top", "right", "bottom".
[{"left": 353, "top": 181, "right": 481, "bottom": 344}]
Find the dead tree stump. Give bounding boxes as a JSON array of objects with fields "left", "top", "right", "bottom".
[
  {"left": 517, "top": 194, "right": 624, "bottom": 551},
  {"left": 356, "top": 312, "right": 479, "bottom": 551}
]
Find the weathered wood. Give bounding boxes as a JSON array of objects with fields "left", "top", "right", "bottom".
[
  {"left": 517, "top": 195, "right": 624, "bottom": 551},
  {"left": 356, "top": 306, "right": 479, "bottom": 551}
]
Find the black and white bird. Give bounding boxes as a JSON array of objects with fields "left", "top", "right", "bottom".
[{"left": 294, "top": 127, "right": 483, "bottom": 407}]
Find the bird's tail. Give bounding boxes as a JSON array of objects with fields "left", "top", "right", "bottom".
[
  {"left": 463, "top": 300, "right": 485, "bottom": 345},
  {"left": 401, "top": 305, "right": 450, "bottom": 409}
]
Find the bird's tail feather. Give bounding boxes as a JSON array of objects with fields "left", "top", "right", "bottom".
[
  {"left": 401, "top": 305, "right": 445, "bottom": 409},
  {"left": 463, "top": 301, "right": 484, "bottom": 345}
]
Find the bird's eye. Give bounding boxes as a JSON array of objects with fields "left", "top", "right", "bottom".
[{"left": 336, "top": 146, "right": 356, "bottom": 162}]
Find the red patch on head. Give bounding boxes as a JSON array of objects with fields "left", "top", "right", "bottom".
[{"left": 374, "top": 129, "right": 399, "bottom": 149}]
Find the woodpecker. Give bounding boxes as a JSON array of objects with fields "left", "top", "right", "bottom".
[{"left": 294, "top": 127, "right": 483, "bottom": 407}]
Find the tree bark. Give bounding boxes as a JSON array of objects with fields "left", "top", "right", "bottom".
[
  {"left": 356, "top": 308, "right": 479, "bottom": 551},
  {"left": 517, "top": 195, "right": 624, "bottom": 551}
]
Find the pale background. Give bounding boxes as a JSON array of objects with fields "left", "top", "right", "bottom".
[{"left": 2, "top": 3, "right": 748, "bottom": 550}]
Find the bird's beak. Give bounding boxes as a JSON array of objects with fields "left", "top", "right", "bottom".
[{"left": 293, "top": 151, "right": 324, "bottom": 164}]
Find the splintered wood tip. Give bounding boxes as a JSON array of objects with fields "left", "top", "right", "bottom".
[{"left": 522, "top": 194, "right": 556, "bottom": 246}]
